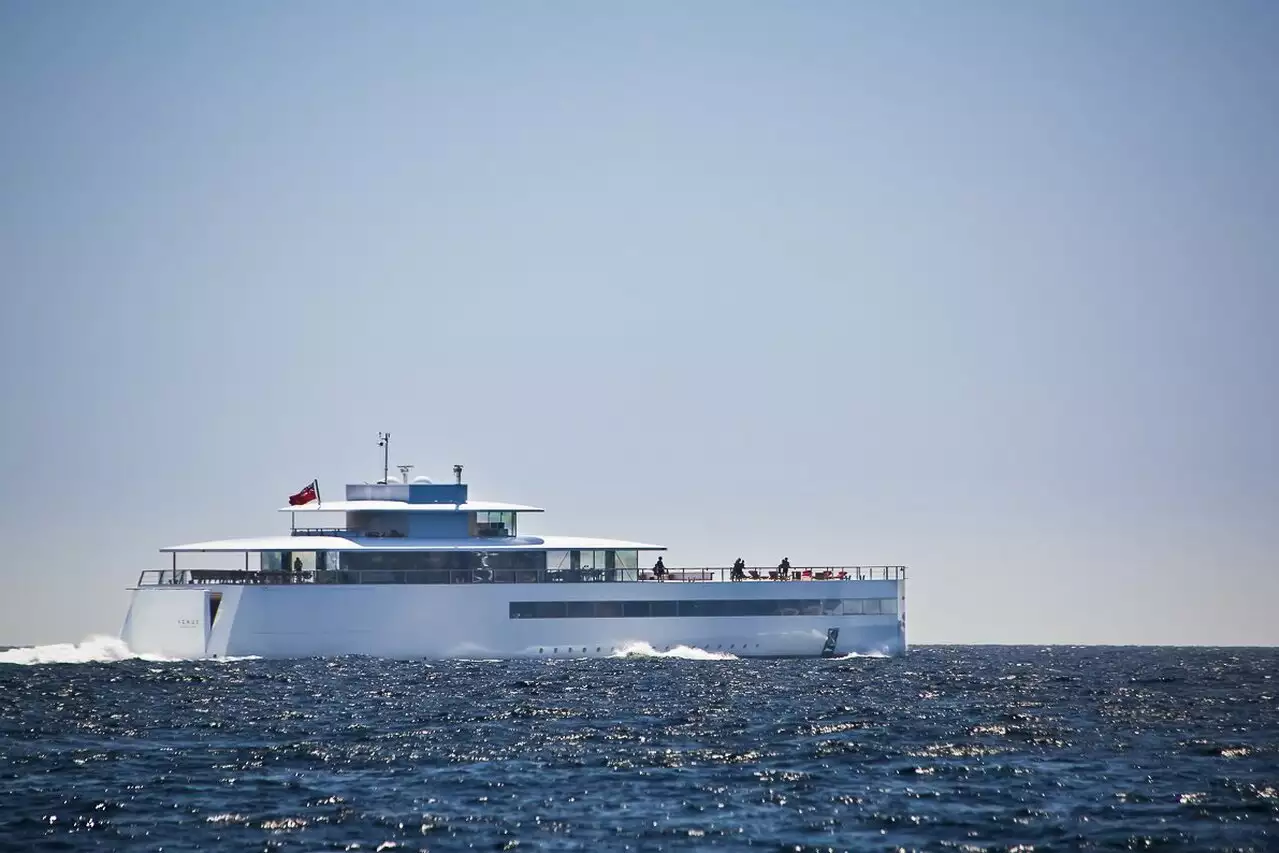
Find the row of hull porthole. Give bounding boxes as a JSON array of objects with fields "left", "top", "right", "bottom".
[{"left": 536, "top": 644, "right": 763, "bottom": 654}]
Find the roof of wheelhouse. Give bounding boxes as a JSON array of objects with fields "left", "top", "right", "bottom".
[
  {"left": 162, "top": 535, "right": 665, "bottom": 553},
  {"left": 279, "top": 500, "right": 542, "bottom": 513},
  {"left": 280, "top": 480, "right": 542, "bottom": 513}
]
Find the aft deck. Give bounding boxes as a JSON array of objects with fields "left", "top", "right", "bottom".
[{"left": 136, "top": 565, "right": 907, "bottom": 587}]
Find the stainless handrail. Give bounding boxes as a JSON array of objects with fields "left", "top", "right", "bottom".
[{"left": 136, "top": 565, "right": 907, "bottom": 587}]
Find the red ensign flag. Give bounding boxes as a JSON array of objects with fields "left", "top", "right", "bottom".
[{"left": 288, "top": 481, "right": 318, "bottom": 506}]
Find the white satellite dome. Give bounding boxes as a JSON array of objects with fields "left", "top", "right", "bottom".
[{"left": 412, "top": 475, "right": 434, "bottom": 484}]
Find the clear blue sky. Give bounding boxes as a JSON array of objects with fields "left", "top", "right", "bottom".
[{"left": 2, "top": 1, "right": 1276, "bottom": 646}]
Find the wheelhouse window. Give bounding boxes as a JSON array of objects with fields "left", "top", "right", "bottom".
[
  {"left": 329, "top": 550, "right": 545, "bottom": 583},
  {"left": 614, "top": 550, "right": 639, "bottom": 582},
  {"left": 475, "top": 511, "right": 516, "bottom": 537}
]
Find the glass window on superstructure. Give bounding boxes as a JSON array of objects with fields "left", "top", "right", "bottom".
[
  {"left": 476, "top": 511, "right": 516, "bottom": 537},
  {"left": 290, "top": 552, "right": 317, "bottom": 576},
  {"left": 261, "top": 551, "right": 284, "bottom": 573},
  {"left": 546, "top": 550, "right": 571, "bottom": 579},
  {"left": 614, "top": 550, "right": 639, "bottom": 582},
  {"left": 477, "top": 551, "right": 545, "bottom": 583}
]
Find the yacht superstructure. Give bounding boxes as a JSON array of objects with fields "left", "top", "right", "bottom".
[{"left": 121, "top": 463, "right": 907, "bottom": 659}]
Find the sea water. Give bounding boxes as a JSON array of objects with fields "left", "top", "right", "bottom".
[{"left": 2, "top": 642, "right": 1275, "bottom": 850}]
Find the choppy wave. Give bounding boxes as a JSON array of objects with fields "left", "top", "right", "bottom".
[
  {"left": 2, "top": 646, "right": 1276, "bottom": 850},
  {"left": 610, "top": 641, "right": 739, "bottom": 660}
]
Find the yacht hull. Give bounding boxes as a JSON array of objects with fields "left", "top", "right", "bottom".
[{"left": 121, "top": 579, "right": 906, "bottom": 659}]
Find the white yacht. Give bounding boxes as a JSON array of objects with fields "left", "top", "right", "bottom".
[{"left": 121, "top": 458, "right": 907, "bottom": 659}]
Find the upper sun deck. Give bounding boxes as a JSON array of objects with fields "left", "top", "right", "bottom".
[
  {"left": 280, "top": 479, "right": 544, "bottom": 539},
  {"left": 279, "top": 500, "right": 543, "bottom": 513},
  {"left": 280, "top": 481, "right": 542, "bottom": 514}
]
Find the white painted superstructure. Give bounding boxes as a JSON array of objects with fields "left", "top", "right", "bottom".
[{"left": 121, "top": 464, "right": 907, "bottom": 659}]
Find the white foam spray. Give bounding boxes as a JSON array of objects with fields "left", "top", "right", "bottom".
[
  {"left": 0, "top": 635, "right": 175, "bottom": 665},
  {"left": 610, "top": 641, "right": 739, "bottom": 661},
  {"left": 0, "top": 635, "right": 260, "bottom": 665}
]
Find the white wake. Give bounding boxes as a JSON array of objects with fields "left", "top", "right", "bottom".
[
  {"left": 0, "top": 635, "right": 260, "bottom": 665},
  {"left": 610, "top": 641, "right": 739, "bottom": 661},
  {"left": 0, "top": 635, "right": 175, "bottom": 665}
]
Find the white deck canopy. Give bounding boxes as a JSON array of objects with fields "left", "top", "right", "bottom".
[{"left": 162, "top": 535, "right": 665, "bottom": 553}]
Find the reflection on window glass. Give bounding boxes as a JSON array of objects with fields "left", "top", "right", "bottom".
[
  {"left": 881, "top": 598, "right": 898, "bottom": 615},
  {"left": 614, "top": 550, "right": 639, "bottom": 581}
]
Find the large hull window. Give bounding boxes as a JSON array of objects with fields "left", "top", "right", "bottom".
[{"left": 509, "top": 598, "right": 900, "bottom": 619}]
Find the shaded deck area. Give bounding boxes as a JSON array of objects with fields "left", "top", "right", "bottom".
[{"left": 137, "top": 565, "right": 907, "bottom": 586}]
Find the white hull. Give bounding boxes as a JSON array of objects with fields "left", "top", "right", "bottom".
[{"left": 121, "top": 579, "right": 906, "bottom": 659}]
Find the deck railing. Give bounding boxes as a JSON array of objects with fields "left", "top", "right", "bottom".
[{"left": 136, "top": 565, "right": 906, "bottom": 587}]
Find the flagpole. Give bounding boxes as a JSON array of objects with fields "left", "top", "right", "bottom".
[
  {"left": 378, "top": 432, "right": 390, "bottom": 483},
  {"left": 314, "top": 479, "right": 321, "bottom": 506}
]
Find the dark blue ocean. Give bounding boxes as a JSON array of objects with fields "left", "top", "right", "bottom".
[{"left": 2, "top": 643, "right": 1275, "bottom": 851}]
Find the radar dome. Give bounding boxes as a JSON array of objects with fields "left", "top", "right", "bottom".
[
  {"left": 384, "top": 475, "right": 402, "bottom": 484},
  {"left": 412, "top": 476, "right": 434, "bottom": 484}
]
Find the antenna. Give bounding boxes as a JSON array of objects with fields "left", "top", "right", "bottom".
[
  {"left": 397, "top": 464, "right": 414, "bottom": 484},
  {"left": 377, "top": 432, "right": 390, "bottom": 484},
  {"left": 454, "top": 464, "right": 464, "bottom": 484}
]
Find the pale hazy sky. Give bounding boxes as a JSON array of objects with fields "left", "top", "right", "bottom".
[{"left": 1, "top": 1, "right": 1276, "bottom": 646}]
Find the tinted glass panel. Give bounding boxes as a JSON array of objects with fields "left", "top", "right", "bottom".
[
  {"left": 650, "top": 600, "right": 678, "bottom": 617},
  {"left": 507, "top": 598, "right": 887, "bottom": 619},
  {"left": 565, "top": 601, "right": 595, "bottom": 618},
  {"left": 677, "top": 600, "right": 704, "bottom": 617},
  {"left": 534, "top": 601, "right": 566, "bottom": 619},
  {"left": 622, "top": 601, "right": 650, "bottom": 618}
]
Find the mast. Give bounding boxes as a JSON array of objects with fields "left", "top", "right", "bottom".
[{"left": 377, "top": 432, "right": 390, "bottom": 483}]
